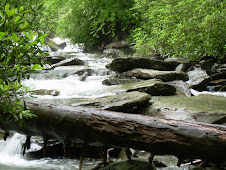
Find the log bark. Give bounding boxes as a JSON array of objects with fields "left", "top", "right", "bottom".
[{"left": 0, "top": 101, "right": 226, "bottom": 164}]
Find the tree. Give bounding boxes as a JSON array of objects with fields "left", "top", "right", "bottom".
[
  {"left": 43, "top": 0, "right": 138, "bottom": 50},
  {"left": 0, "top": 4, "right": 48, "bottom": 125},
  {"left": 133, "top": 0, "right": 226, "bottom": 59}
]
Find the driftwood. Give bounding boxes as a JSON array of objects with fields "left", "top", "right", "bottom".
[{"left": 0, "top": 101, "right": 226, "bottom": 164}]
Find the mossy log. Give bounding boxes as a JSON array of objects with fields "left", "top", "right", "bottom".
[{"left": 0, "top": 101, "right": 226, "bottom": 164}]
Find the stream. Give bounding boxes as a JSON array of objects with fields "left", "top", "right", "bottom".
[{"left": 0, "top": 39, "right": 223, "bottom": 170}]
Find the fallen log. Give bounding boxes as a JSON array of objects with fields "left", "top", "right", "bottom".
[{"left": 0, "top": 101, "right": 226, "bottom": 164}]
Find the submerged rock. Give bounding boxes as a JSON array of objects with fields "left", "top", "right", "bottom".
[
  {"left": 34, "top": 89, "right": 60, "bottom": 96},
  {"left": 76, "top": 91, "right": 151, "bottom": 113},
  {"left": 106, "top": 57, "right": 179, "bottom": 73},
  {"left": 144, "top": 95, "right": 226, "bottom": 124},
  {"left": 120, "top": 69, "right": 189, "bottom": 82},
  {"left": 118, "top": 79, "right": 176, "bottom": 96},
  {"left": 52, "top": 58, "right": 85, "bottom": 68},
  {"left": 102, "top": 77, "right": 142, "bottom": 86},
  {"left": 105, "top": 41, "right": 130, "bottom": 49},
  {"left": 186, "top": 67, "right": 211, "bottom": 91},
  {"left": 99, "top": 159, "right": 156, "bottom": 170}
]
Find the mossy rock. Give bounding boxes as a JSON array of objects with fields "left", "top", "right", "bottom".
[
  {"left": 99, "top": 159, "right": 156, "bottom": 170},
  {"left": 145, "top": 95, "right": 226, "bottom": 124}
]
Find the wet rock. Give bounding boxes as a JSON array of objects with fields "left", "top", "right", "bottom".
[
  {"left": 144, "top": 95, "right": 226, "bottom": 124},
  {"left": 99, "top": 159, "right": 156, "bottom": 170},
  {"left": 207, "top": 79, "right": 226, "bottom": 91},
  {"left": 167, "top": 80, "right": 192, "bottom": 96},
  {"left": 58, "top": 42, "right": 66, "bottom": 49},
  {"left": 120, "top": 69, "right": 189, "bottom": 82},
  {"left": 106, "top": 57, "right": 179, "bottom": 73},
  {"left": 34, "top": 89, "right": 60, "bottom": 96},
  {"left": 164, "top": 57, "right": 191, "bottom": 71},
  {"left": 105, "top": 41, "right": 130, "bottom": 49},
  {"left": 102, "top": 77, "right": 142, "bottom": 86},
  {"left": 118, "top": 79, "right": 176, "bottom": 96},
  {"left": 212, "top": 71, "right": 226, "bottom": 81},
  {"left": 186, "top": 67, "right": 211, "bottom": 91},
  {"left": 103, "top": 48, "right": 125, "bottom": 58},
  {"left": 47, "top": 56, "right": 65, "bottom": 64},
  {"left": 77, "top": 91, "right": 151, "bottom": 113},
  {"left": 219, "top": 85, "right": 226, "bottom": 92},
  {"left": 52, "top": 58, "right": 85, "bottom": 68},
  {"left": 199, "top": 59, "right": 214, "bottom": 75}
]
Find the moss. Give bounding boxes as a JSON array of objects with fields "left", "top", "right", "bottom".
[{"left": 153, "top": 95, "right": 226, "bottom": 114}]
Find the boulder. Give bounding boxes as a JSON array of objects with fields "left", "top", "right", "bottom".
[
  {"left": 117, "top": 79, "right": 176, "bottom": 96},
  {"left": 106, "top": 57, "right": 179, "bottom": 73},
  {"left": 164, "top": 57, "right": 191, "bottom": 71},
  {"left": 199, "top": 59, "right": 214, "bottom": 75},
  {"left": 120, "top": 69, "right": 189, "bottom": 82},
  {"left": 99, "top": 159, "right": 156, "bottom": 170},
  {"left": 47, "top": 56, "right": 65, "bottom": 64},
  {"left": 58, "top": 42, "right": 66, "bottom": 49},
  {"left": 186, "top": 67, "right": 211, "bottom": 91},
  {"left": 52, "top": 58, "right": 85, "bottom": 68},
  {"left": 103, "top": 48, "right": 125, "bottom": 58},
  {"left": 34, "top": 89, "right": 60, "bottom": 96},
  {"left": 75, "top": 91, "right": 151, "bottom": 113},
  {"left": 102, "top": 77, "right": 142, "bottom": 86},
  {"left": 207, "top": 79, "right": 226, "bottom": 91},
  {"left": 144, "top": 95, "right": 226, "bottom": 124},
  {"left": 212, "top": 71, "right": 226, "bottom": 81},
  {"left": 105, "top": 41, "right": 130, "bottom": 49}
]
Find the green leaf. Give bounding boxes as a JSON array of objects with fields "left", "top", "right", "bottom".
[
  {"left": 19, "top": 6, "right": 24, "bottom": 12},
  {"left": 15, "top": 16, "right": 21, "bottom": 23},
  {"left": 5, "top": 4, "right": 10, "bottom": 17},
  {"left": 0, "top": 32, "right": 6, "bottom": 39},
  {"left": 31, "top": 64, "right": 44, "bottom": 70},
  {"left": 12, "top": 33, "right": 20, "bottom": 42}
]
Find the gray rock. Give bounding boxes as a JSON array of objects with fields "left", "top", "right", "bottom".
[
  {"left": 47, "top": 56, "right": 65, "bottom": 64},
  {"left": 102, "top": 77, "right": 142, "bottom": 86},
  {"left": 120, "top": 69, "right": 189, "bottom": 82},
  {"left": 117, "top": 79, "right": 176, "bottom": 96},
  {"left": 105, "top": 41, "right": 130, "bottom": 49},
  {"left": 99, "top": 159, "right": 156, "bottom": 170},
  {"left": 75, "top": 91, "right": 151, "bottom": 113},
  {"left": 199, "top": 59, "right": 214, "bottom": 75},
  {"left": 144, "top": 95, "right": 226, "bottom": 124},
  {"left": 212, "top": 71, "right": 226, "bottom": 81},
  {"left": 106, "top": 57, "right": 179, "bottom": 73},
  {"left": 58, "top": 42, "right": 66, "bottom": 49},
  {"left": 52, "top": 58, "right": 85, "bottom": 68},
  {"left": 34, "top": 89, "right": 60, "bottom": 96},
  {"left": 186, "top": 67, "right": 211, "bottom": 90},
  {"left": 103, "top": 48, "right": 125, "bottom": 58}
]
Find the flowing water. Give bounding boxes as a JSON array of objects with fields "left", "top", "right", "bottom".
[{"left": 0, "top": 39, "right": 223, "bottom": 169}]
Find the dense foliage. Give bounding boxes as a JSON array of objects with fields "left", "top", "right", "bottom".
[
  {"left": 0, "top": 4, "right": 48, "bottom": 125},
  {"left": 43, "top": 0, "right": 138, "bottom": 50},
  {"left": 42, "top": 0, "right": 225, "bottom": 59},
  {"left": 133, "top": 0, "right": 226, "bottom": 59}
]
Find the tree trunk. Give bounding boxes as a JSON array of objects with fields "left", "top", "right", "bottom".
[{"left": 0, "top": 101, "right": 226, "bottom": 164}]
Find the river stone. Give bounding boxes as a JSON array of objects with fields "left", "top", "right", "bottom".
[
  {"left": 105, "top": 40, "right": 130, "bottom": 49},
  {"left": 120, "top": 69, "right": 189, "bottom": 82},
  {"left": 78, "top": 91, "right": 151, "bottom": 113},
  {"left": 47, "top": 56, "right": 65, "bottom": 64},
  {"left": 103, "top": 48, "right": 125, "bottom": 58},
  {"left": 99, "top": 159, "right": 156, "bottom": 170},
  {"left": 212, "top": 71, "right": 226, "bottom": 81},
  {"left": 186, "top": 67, "right": 211, "bottom": 90},
  {"left": 118, "top": 79, "right": 176, "bottom": 96},
  {"left": 34, "top": 89, "right": 60, "bottom": 96},
  {"left": 144, "top": 95, "right": 226, "bottom": 124},
  {"left": 164, "top": 57, "right": 191, "bottom": 71},
  {"left": 102, "top": 77, "right": 142, "bottom": 86},
  {"left": 106, "top": 57, "right": 178, "bottom": 73},
  {"left": 52, "top": 58, "right": 85, "bottom": 68}
]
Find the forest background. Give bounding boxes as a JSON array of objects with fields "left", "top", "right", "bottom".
[{"left": 0, "top": 0, "right": 225, "bottom": 121}]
